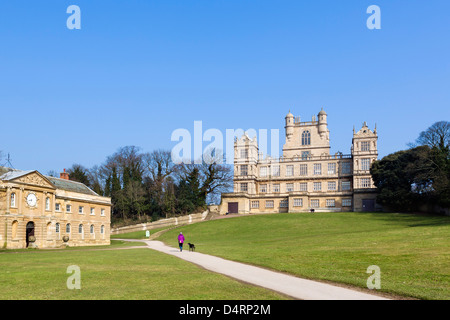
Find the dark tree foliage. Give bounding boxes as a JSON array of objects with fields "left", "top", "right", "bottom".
[
  {"left": 371, "top": 121, "right": 450, "bottom": 213},
  {"left": 67, "top": 164, "right": 90, "bottom": 186}
]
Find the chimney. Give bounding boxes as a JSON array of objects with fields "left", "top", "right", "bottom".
[{"left": 60, "top": 169, "right": 70, "bottom": 180}]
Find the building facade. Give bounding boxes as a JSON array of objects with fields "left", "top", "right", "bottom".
[
  {"left": 0, "top": 168, "right": 111, "bottom": 249},
  {"left": 219, "top": 109, "right": 380, "bottom": 214}
]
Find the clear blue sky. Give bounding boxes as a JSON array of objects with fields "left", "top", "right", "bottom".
[{"left": 1, "top": 0, "right": 449, "bottom": 174}]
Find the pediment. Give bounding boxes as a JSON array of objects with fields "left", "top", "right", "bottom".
[{"left": 13, "top": 172, "right": 56, "bottom": 189}]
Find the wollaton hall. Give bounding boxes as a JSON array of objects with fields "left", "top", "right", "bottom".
[{"left": 219, "top": 109, "right": 380, "bottom": 214}]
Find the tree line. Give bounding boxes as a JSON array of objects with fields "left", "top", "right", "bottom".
[
  {"left": 371, "top": 121, "right": 450, "bottom": 214},
  {"left": 53, "top": 147, "right": 232, "bottom": 225}
]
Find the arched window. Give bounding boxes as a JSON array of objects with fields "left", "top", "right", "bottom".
[
  {"left": 78, "top": 224, "right": 83, "bottom": 234},
  {"left": 66, "top": 223, "right": 71, "bottom": 233},
  {"left": 10, "top": 193, "right": 16, "bottom": 207},
  {"left": 12, "top": 221, "right": 18, "bottom": 239},
  {"left": 302, "top": 131, "right": 311, "bottom": 145},
  {"left": 101, "top": 225, "right": 104, "bottom": 234},
  {"left": 46, "top": 222, "right": 52, "bottom": 238},
  {"left": 56, "top": 223, "right": 60, "bottom": 233},
  {"left": 90, "top": 224, "right": 94, "bottom": 234}
]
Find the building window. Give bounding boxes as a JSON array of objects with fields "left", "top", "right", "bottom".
[
  {"left": 361, "top": 158, "right": 370, "bottom": 171},
  {"left": 286, "top": 183, "right": 294, "bottom": 192},
  {"left": 342, "top": 199, "right": 352, "bottom": 207},
  {"left": 10, "top": 193, "right": 16, "bottom": 208},
  {"left": 361, "top": 141, "right": 370, "bottom": 151},
  {"left": 240, "top": 183, "right": 248, "bottom": 192},
  {"left": 90, "top": 208, "right": 95, "bottom": 215},
  {"left": 314, "top": 163, "right": 322, "bottom": 175},
  {"left": 265, "top": 200, "right": 274, "bottom": 208},
  {"left": 56, "top": 223, "right": 60, "bottom": 233},
  {"left": 272, "top": 165, "right": 280, "bottom": 177},
  {"left": 79, "top": 206, "right": 84, "bottom": 214},
  {"left": 260, "top": 184, "right": 267, "bottom": 193},
  {"left": 101, "top": 225, "right": 105, "bottom": 234},
  {"left": 299, "top": 182, "right": 308, "bottom": 191},
  {"left": 90, "top": 225, "right": 95, "bottom": 234},
  {"left": 360, "top": 178, "right": 371, "bottom": 188},
  {"left": 326, "top": 199, "right": 335, "bottom": 207},
  {"left": 66, "top": 223, "right": 71, "bottom": 233},
  {"left": 240, "top": 148, "right": 248, "bottom": 159},
  {"left": 328, "top": 163, "right": 336, "bottom": 175},
  {"left": 251, "top": 201, "right": 259, "bottom": 209},
  {"left": 240, "top": 165, "right": 248, "bottom": 176},
  {"left": 66, "top": 205, "right": 72, "bottom": 213},
  {"left": 313, "top": 182, "right": 322, "bottom": 191},
  {"left": 286, "top": 165, "right": 294, "bottom": 176},
  {"left": 55, "top": 203, "right": 61, "bottom": 211},
  {"left": 260, "top": 166, "right": 267, "bottom": 177},
  {"left": 279, "top": 200, "right": 288, "bottom": 208},
  {"left": 302, "top": 131, "right": 311, "bottom": 145},
  {"left": 79, "top": 224, "right": 83, "bottom": 234},
  {"left": 273, "top": 184, "right": 280, "bottom": 193},
  {"left": 328, "top": 181, "right": 336, "bottom": 191},
  {"left": 45, "top": 197, "right": 50, "bottom": 211},
  {"left": 341, "top": 162, "right": 351, "bottom": 174},
  {"left": 342, "top": 181, "right": 351, "bottom": 191},
  {"left": 101, "top": 209, "right": 105, "bottom": 216},
  {"left": 299, "top": 164, "right": 308, "bottom": 176},
  {"left": 293, "top": 198, "right": 303, "bottom": 207},
  {"left": 301, "top": 151, "right": 311, "bottom": 160},
  {"left": 311, "top": 199, "right": 320, "bottom": 208}
]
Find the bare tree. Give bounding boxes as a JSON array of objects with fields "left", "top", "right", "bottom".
[
  {"left": 144, "top": 150, "right": 179, "bottom": 184},
  {"left": 178, "top": 149, "right": 233, "bottom": 205},
  {"left": 415, "top": 121, "right": 450, "bottom": 150},
  {"left": 198, "top": 150, "right": 233, "bottom": 203}
]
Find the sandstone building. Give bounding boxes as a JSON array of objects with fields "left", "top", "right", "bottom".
[
  {"left": 0, "top": 168, "right": 111, "bottom": 249},
  {"left": 219, "top": 109, "right": 380, "bottom": 214}
]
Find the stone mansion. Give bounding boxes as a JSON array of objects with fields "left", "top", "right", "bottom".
[
  {"left": 0, "top": 168, "right": 111, "bottom": 249},
  {"left": 219, "top": 109, "right": 380, "bottom": 214}
]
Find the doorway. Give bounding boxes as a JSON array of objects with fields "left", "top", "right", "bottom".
[
  {"left": 26, "top": 221, "right": 35, "bottom": 247},
  {"left": 228, "top": 202, "right": 238, "bottom": 214},
  {"left": 362, "top": 199, "right": 375, "bottom": 212}
]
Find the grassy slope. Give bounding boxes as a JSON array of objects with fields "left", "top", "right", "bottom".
[
  {"left": 157, "top": 212, "right": 450, "bottom": 300},
  {"left": 0, "top": 244, "right": 287, "bottom": 300}
]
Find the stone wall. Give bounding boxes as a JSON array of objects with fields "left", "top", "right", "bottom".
[{"left": 110, "top": 211, "right": 209, "bottom": 235}]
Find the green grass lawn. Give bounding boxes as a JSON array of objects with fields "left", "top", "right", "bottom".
[
  {"left": 0, "top": 244, "right": 287, "bottom": 300},
  {"left": 157, "top": 212, "right": 450, "bottom": 300}
]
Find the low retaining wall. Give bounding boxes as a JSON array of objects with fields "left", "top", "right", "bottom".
[{"left": 110, "top": 211, "right": 209, "bottom": 235}]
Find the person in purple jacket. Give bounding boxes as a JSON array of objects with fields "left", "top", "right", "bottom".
[{"left": 178, "top": 232, "right": 185, "bottom": 252}]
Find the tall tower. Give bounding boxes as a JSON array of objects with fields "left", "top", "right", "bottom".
[
  {"left": 234, "top": 133, "right": 258, "bottom": 195},
  {"left": 351, "top": 122, "right": 379, "bottom": 211}
]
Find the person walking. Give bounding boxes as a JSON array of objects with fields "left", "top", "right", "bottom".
[{"left": 178, "top": 232, "right": 185, "bottom": 252}]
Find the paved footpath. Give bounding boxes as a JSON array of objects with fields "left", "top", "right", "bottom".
[{"left": 129, "top": 239, "right": 389, "bottom": 300}]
